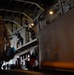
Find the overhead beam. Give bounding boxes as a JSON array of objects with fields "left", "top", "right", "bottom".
[
  {"left": 3, "top": 19, "right": 28, "bottom": 28},
  {"left": 3, "top": 19, "right": 22, "bottom": 35},
  {"left": 13, "top": 20, "right": 22, "bottom": 28},
  {"left": 4, "top": 19, "right": 28, "bottom": 35},
  {"left": 0, "top": 9, "right": 33, "bottom": 21},
  {"left": 26, "top": 4, "right": 33, "bottom": 10},
  {"left": 3, "top": 19, "right": 13, "bottom": 34},
  {"left": 8, "top": 0, "right": 13, "bottom": 4},
  {"left": 19, "top": 2, "right": 27, "bottom": 8},
  {"left": 8, "top": 29, "right": 13, "bottom": 34},
  {"left": 3, "top": 19, "right": 22, "bottom": 28},
  {"left": 15, "top": 0, "right": 45, "bottom": 11}
]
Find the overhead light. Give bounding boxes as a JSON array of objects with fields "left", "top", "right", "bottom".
[
  {"left": 29, "top": 22, "right": 34, "bottom": 28},
  {"left": 30, "top": 22, "right": 34, "bottom": 26},
  {"left": 49, "top": 10, "right": 54, "bottom": 15},
  {"left": 29, "top": 24, "right": 32, "bottom": 28}
]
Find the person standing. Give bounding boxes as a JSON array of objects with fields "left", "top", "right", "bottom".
[{"left": 0, "top": 16, "right": 10, "bottom": 68}]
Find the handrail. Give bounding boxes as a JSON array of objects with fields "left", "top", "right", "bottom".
[{"left": 38, "top": 0, "right": 73, "bottom": 31}]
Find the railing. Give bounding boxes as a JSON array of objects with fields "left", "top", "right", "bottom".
[
  {"left": 38, "top": 0, "right": 74, "bottom": 31},
  {"left": 10, "top": 24, "right": 37, "bottom": 49}
]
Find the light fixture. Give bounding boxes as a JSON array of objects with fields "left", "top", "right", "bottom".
[
  {"left": 30, "top": 22, "right": 34, "bottom": 26},
  {"left": 49, "top": 10, "right": 54, "bottom": 15},
  {"left": 29, "top": 24, "right": 32, "bottom": 28},
  {"left": 29, "top": 22, "right": 34, "bottom": 28}
]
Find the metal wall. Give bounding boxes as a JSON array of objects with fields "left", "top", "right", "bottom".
[{"left": 38, "top": 8, "right": 74, "bottom": 63}]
